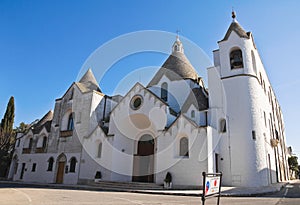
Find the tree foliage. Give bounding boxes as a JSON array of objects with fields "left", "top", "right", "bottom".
[
  {"left": 288, "top": 156, "right": 299, "bottom": 172},
  {"left": 0, "top": 96, "right": 15, "bottom": 177},
  {"left": 1, "top": 96, "right": 14, "bottom": 134},
  {"left": 15, "top": 122, "right": 30, "bottom": 133}
]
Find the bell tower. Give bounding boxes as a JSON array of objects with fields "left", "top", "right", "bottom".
[
  {"left": 209, "top": 11, "right": 271, "bottom": 187},
  {"left": 213, "top": 11, "right": 258, "bottom": 79}
]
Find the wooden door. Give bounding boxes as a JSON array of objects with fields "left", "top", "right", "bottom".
[
  {"left": 56, "top": 162, "right": 65, "bottom": 184},
  {"left": 132, "top": 137, "right": 154, "bottom": 183}
]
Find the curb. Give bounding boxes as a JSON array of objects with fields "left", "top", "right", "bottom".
[{"left": 0, "top": 180, "right": 289, "bottom": 197}]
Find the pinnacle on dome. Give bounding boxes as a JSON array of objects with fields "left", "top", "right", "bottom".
[
  {"left": 172, "top": 34, "right": 184, "bottom": 53},
  {"left": 232, "top": 10, "right": 237, "bottom": 22},
  {"left": 219, "top": 11, "right": 250, "bottom": 42}
]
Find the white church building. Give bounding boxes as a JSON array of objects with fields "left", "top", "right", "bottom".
[{"left": 9, "top": 13, "right": 289, "bottom": 188}]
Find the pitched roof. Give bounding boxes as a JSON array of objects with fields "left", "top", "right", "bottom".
[
  {"left": 78, "top": 69, "right": 102, "bottom": 92},
  {"left": 219, "top": 21, "right": 250, "bottom": 42},
  {"left": 182, "top": 87, "right": 208, "bottom": 112},
  {"left": 148, "top": 52, "right": 199, "bottom": 87},
  {"left": 32, "top": 110, "right": 53, "bottom": 134},
  {"left": 110, "top": 82, "right": 172, "bottom": 115},
  {"left": 165, "top": 113, "right": 198, "bottom": 131}
]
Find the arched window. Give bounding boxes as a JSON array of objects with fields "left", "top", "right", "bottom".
[
  {"left": 69, "top": 157, "right": 77, "bottom": 173},
  {"left": 219, "top": 119, "right": 226, "bottom": 133},
  {"left": 179, "top": 137, "right": 189, "bottom": 157},
  {"left": 42, "top": 136, "right": 47, "bottom": 149},
  {"left": 161, "top": 82, "right": 168, "bottom": 101},
  {"left": 97, "top": 142, "right": 102, "bottom": 158},
  {"left": 230, "top": 49, "right": 244, "bottom": 69},
  {"left": 67, "top": 113, "right": 74, "bottom": 131},
  {"left": 251, "top": 50, "right": 257, "bottom": 75},
  {"left": 191, "top": 110, "right": 195, "bottom": 118},
  {"left": 47, "top": 157, "right": 54, "bottom": 171}
]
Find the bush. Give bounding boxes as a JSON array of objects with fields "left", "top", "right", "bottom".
[
  {"left": 95, "top": 171, "right": 102, "bottom": 179},
  {"left": 164, "top": 172, "right": 172, "bottom": 183}
]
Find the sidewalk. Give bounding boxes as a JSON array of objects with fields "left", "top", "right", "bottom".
[
  {"left": 0, "top": 180, "right": 288, "bottom": 197},
  {"left": 128, "top": 182, "right": 287, "bottom": 197}
]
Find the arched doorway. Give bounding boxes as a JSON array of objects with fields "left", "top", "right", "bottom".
[
  {"left": 132, "top": 134, "right": 155, "bottom": 183},
  {"left": 56, "top": 153, "right": 66, "bottom": 184}
]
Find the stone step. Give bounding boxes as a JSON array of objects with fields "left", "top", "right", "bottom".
[{"left": 90, "top": 180, "right": 164, "bottom": 190}]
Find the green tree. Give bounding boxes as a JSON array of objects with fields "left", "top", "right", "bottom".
[
  {"left": 15, "top": 122, "right": 29, "bottom": 133},
  {"left": 288, "top": 156, "right": 299, "bottom": 177},
  {"left": 1, "top": 96, "right": 15, "bottom": 134},
  {"left": 0, "top": 96, "right": 15, "bottom": 177}
]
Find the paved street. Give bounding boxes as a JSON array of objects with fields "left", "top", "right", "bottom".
[{"left": 0, "top": 180, "right": 299, "bottom": 205}]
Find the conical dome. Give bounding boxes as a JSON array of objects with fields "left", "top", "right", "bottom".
[
  {"left": 77, "top": 69, "right": 101, "bottom": 92},
  {"left": 148, "top": 37, "right": 198, "bottom": 87},
  {"left": 79, "top": 69, "right": 98, "bottom": 85}
]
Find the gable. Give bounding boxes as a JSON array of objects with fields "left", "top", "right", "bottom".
[{"left": 110, "top": 82, "right": 168, "bottom": 115}]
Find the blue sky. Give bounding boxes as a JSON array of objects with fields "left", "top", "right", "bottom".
[{"left": 1, "top": 1, "right": 300, "bottom": 156}]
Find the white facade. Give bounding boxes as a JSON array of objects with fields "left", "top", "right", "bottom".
[{"left": 9, "top": 16, "right": 289, "bottom": 188}]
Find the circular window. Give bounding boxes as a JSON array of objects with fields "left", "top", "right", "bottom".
[{"left": 130, "top": 95, "right": 143, "bottom": 110}]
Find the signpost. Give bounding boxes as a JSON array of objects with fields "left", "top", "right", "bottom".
[{"left": 202, "top": 172, "right": 222, "bottom": 205}]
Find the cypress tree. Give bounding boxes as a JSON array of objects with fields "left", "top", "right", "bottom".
[
  {"left": 1, "top": 96, "right": 15, "bottom": 134},
  {"left": 0, "top": 96, "right": 15, "bottom": 177}
]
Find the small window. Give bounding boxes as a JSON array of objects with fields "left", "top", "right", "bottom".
[
  {"left": 161, "top": 82, "right": 168, "bottom": 101},
  {"left": 67, "top": 113, "right": 74, "bottom": 131},
  {"left": 32, "top": 163, "right": 36, "bottom": 172},
  {"left": 230, "top": 49, "right": 244, "bottom": 69},
  {"left": 252, "top": 131, "right": 256, "bottom": 140},
  {"left": 275, "top": 130, "right": 279, "bottom": 140},
  {"left": 130, "top": 95, "right": 143, "bottom": 110},
  {"left": 17, "top": 139, "right": 20, "bottom": 147},
  {"left": 47, "top": 157, "right": 54, "bottom": 171},
  {"left": 179, "top": 137, "right": 189, "bottom": 157},
  {"left": 191, "top": 110, "right": 195, "bottom": 118},
  {"left": 219, "top": 119, "right": 226, "bottom": 133},
  {"left": 42, "top": 136, "right": 47, "bottom": 149},
  {"left": 259, "top": 73, "right": 263, "bottom": 85},
  {"left": 97, "top": 142, "right": 102, "bottom": 158},
  {"left": 69, "top": 157, "right": 77, "bottom": 173}
]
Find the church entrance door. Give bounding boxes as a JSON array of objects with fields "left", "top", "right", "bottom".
[
  {"left": 56, "top": 153, "right": 66, "bottom": 184},
  {"left": 132, "top": 134, "right": 155, "bottom": 183}
]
